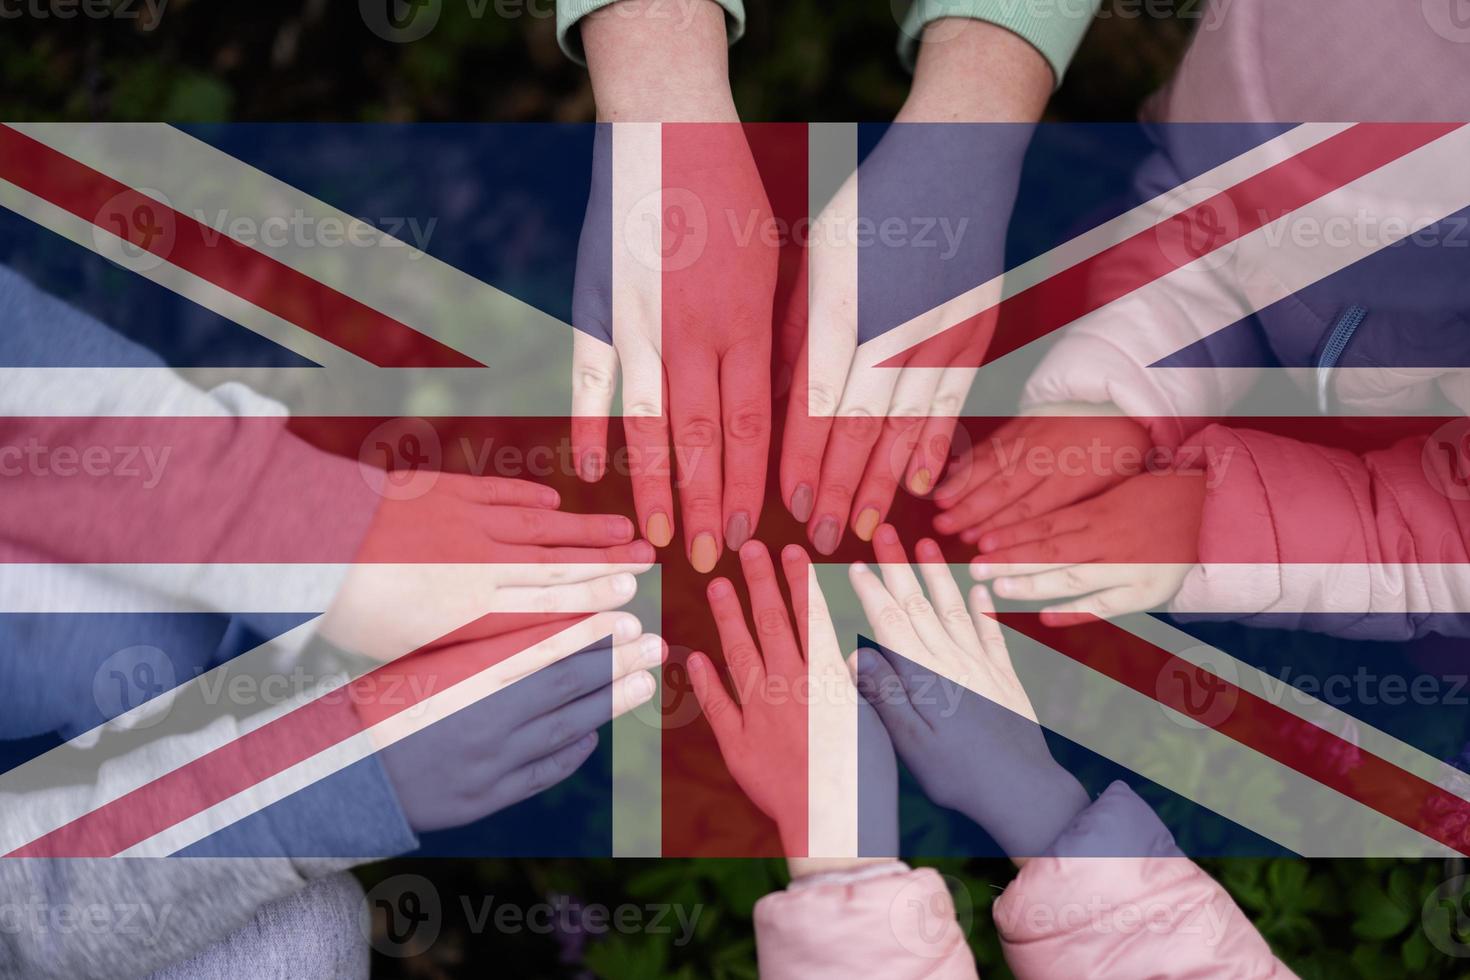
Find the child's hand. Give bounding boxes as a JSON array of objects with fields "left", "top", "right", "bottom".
[
  {"left": 689, "top": 542, "right": 898, "bottom": 860},
  {"left": 852, "top": 527, "right": 1089, "bottom": 863},
  {"left": 371, "top": 612, "right": 664, "bottom": 832},
  {"left": 969, "top": 470, "right": 1206, "bottom": 626},
  {"left": 322, "top": 473, "right": 655, "bottom": 661},
  {"left": 933, "top": 405, "right": 1151, "bottom": 543}
]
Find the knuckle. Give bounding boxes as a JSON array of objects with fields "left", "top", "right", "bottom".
[
  {"left": 838, "top": 408, "right": 882, "bottom": 441},
  {"left": 625, "top": 401, "right": 663, "bottom": 423},
  {"left": 577, "top": 366, "right": 615, "bottom": 395},
  {"left": 1063, "top": 568, "right": 1087, "bottom": 592},
  {"left": 729, "top": 642, "right": 761, "bottom": 669},
  {"left": 805, "top": 382, "right": 840, "bottom": 416},
  {"left": 902, "top": 594, "right": 933, "bottom": 617},
  {"left": 724, "top": 402, "right": 769, "bottom": 444},
  {"left": 877, "top": 604, "right": 909, "bottom": 631},
  {"left": 551, "top": 664, "right": 580, "bottom": 700},
  {"left": 943, "top": 604, "right": 971, "bottom": 625},
  {"left": 754, "top": 607, "right": 788, "bottom": 638},
  {"left": 932, "top": 393, "right": 963, "bottom": 414},
  {"left": 676, "top": 414, "right": 720, "bottom": 449},
  {"left": 547, "top": 715, "right": 574, "bottom": 750}
]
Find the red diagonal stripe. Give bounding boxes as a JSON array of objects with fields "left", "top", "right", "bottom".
[
  {"left": 0, "top": 124, "right": 482, "bottom": 369},
  {"left": 997, "top": 611, "right": 1470, "bottom": 855},
  {"left": 884, "top": 123, "right": 1464, "bottom": 369}
]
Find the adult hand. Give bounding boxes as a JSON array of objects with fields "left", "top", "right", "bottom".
[
  {"left": 572, "top": 1, "right": 777, "bottom": 572},
  {"left": 372, "top": 612, "right": 664, "bottom": 832},
  {"left": 851, "top": 525, "right": 1089, "bottom": 863},
  {"left": 933, "top": 405, "right": 1153, "bottom": 543},
  {"left": 688, "top": 542, "right": 897, "bottom": 859},
  {"left": 321, "top": 473, "right": 655, "bottom": 661},
  {"left": 780, "top": 21, "right": 1049, "bottom": 555},
  {"left": 970, "top": 470, "right": 1206, "bottom": 625}
]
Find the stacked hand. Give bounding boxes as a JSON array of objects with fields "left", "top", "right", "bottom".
[
  {"left": 969, "top": 470, "right": 1206, "bottom": 626},
  {"left": 369, "top": 612, "right": 664, "bottom": 832},
  {"left": 779, "top": 119, "right": 1028, "bottom": 556},
  {"left": 852, "top": 526, "right": 1090, "bottom": 862},
  {"left": 321, "top": 473, "right": 654, "bottom": 662},
  {"left": 687, "top": 542, "right": 898, "bottom": 863},
  {"left": 573, "top": 9, "right": 778, "bottom": 573}
]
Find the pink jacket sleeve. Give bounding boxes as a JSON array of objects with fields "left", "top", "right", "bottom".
[
  {"left": 752, "top": 785, "right": 1294, "bottom": 980},
  {"left": 995, "top": 782, "right": 1294, "bottom": 980},
  {"left": 1172, "top": 424, "right": 1470, "bottom": 639},
  {"left": 753, "top": 864, "right": 979, "bottom": 980}
]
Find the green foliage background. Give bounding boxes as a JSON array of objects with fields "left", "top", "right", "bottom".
[{"left": 7, "top": 1, "right": 1469, "bottom": 976}]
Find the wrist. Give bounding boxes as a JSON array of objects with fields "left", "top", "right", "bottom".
[
  {"left": 583, "top": 0, "right": 738, "bottom": 122},
  {"left": 900, "top": 19, "right": 1052, "bottom": 124}
]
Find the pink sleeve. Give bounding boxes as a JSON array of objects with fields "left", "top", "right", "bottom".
[
  {"left": 994, "top": 782, "right": 1295, "bottom": 979},
  {"left": 753, "top": 866, "right": 980, "bottom": 980},
  {"left": 1172, "top": 424, "right": 1470, "bottom": 639}
]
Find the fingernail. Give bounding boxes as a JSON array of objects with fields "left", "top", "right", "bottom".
[
  {"left": 933, "top": 515, "right": 955, "bottom": 534},
  {"left": 994, "top": 577, "right": 1015, "bottom": 594},
  {"left": 630, "top": 540, "right": 655, "bottom": 563},
  {"left": 691, "top": 533, "right": 719, "bottom": 574},
  {"left": 853, "top": 507, "right": 880, "bottom": 542},
  {"left": 909, "top": 469, "right": 933, "bottom": 495},
  {"left": 614, "top": 615, "right": 641, "bottom": 641},
  {"left": 707, "top": 577, "right": 732, "bottom": 599},
  {"left": 960, "top": 528, "right": 980, "bottom": 544},
  {"left": 813, "top": 517, "right": 840, "bottom": 556},
  {"left": 639, "top": 634, "right": 664, "bottom": 667},
  {"left": 614, "top": 573, "right": 637, "bottom": 597},
  {"left": 971, "top": 562, "right": 990, "bottom": 578},
  {"left": 790, "top": 483, "right": 814, "bottom": 523},
  {"left": 725, "top": 511, "right": 751, "bottom": 552},
  {"left": 875, "top": 523, "right": 899, "bottom": 547},
  {"left": 580, "top": 449, "right": 604, "bottom": 482},
  {"left": 646, "top": 512, "right": 673, "bottom": 548},
  {"left": 577, "top": 732, "right": 598, "bottom": 751},
  {"left": 539, "top": 486, "right": 560, "bottom": 508},
  {"left": 978, "top": 534, "right": 999, "bottom": 553},
  {"left": 856, "top": 648, "right": 879, "bottom": 674},
  {"left": 629, "top": 672, "right": 656, "bottom": 703},
  {"left": 608, "top": 516, "right": 634, "bottom": 541}
]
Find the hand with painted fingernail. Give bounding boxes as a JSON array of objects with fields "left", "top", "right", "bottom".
[
  {"left": 779, "top": 120, "right": 1031, "bottom": 557},
  {"left": 969, "top": 470, "right": 1205, "bottom": 626},
  {"left": 852, "top": 525, "right": 1088, "bottom": 864},
  {"left": 322, "top": 473, "right": 655, "bottom": 661},
  {"left": 373, "top": 612, "right": 665, "bottom": 832},
  {"left": 688, "top": 542, "right": 898, "bottom": 860},
  {"left": 569, "top": 65, "right": 776, "bottom": 574},
  {"left": 932, "top": 405, "right": 1151, "bottom": 545}
]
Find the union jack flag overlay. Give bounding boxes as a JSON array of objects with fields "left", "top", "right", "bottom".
[{"left": 2, "top": 121, "right": 1468, "bottom": 862}]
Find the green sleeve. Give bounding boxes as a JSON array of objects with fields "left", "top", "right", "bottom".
[
  {"left": 557, "top": 0, "right": 747, "bottom": 66},
  {"left": 897, "top": 0, "right": 1101, "bottom": 86}
]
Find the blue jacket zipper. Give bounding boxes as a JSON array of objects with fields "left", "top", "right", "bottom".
[{"left": 1316, "top": 304, "right": 1367, "bottom": 413}]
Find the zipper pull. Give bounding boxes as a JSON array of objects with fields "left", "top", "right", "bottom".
[{"left": 1316, "top": 304, "right": 1367, "bottom": 413}]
